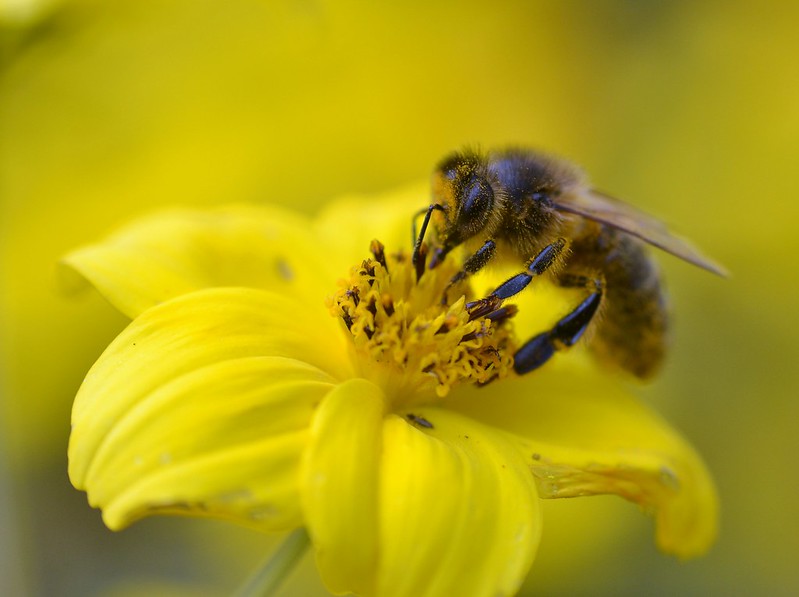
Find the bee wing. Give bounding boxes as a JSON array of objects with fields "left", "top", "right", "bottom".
[{"left": 553, "top": 189, "right": 728, "bottom": 276}]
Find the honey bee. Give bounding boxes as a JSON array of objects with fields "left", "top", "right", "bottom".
[{"left": 412, "top": 148, "right": 725, "bottom": 379}]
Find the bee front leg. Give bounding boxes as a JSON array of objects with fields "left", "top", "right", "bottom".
[
  {"left": 513, "top": 273, "right": 603, "bottom": 375},
  {"left": 441, "top": 239, "right": 497, "bottom": 304},
  {"left": 411, "top": 204, "right": 446, "bottom": 276}
]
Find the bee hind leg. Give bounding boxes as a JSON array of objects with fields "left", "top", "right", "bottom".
[{"left": 513, "top": 274, "right": 603, "bottom": 375}]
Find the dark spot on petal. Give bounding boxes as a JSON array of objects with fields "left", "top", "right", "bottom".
[
  {"left": 276, "top": 258, "right": 294, "bottom": 281},
  {"left": 406, "top": 413, "right": 434, "bottom": 429},
  {"left": 532, "top": 453, "right": 541, "bottom": 461}
]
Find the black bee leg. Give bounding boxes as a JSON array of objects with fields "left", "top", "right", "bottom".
[
  {"left": 466, "top": 238, "right": 567, "bottom": 316},
  {"left": 441, "top": 239, "right": 497, "bottom": 304},
  {"left": 411, "top": 204, "right": 446, "bottom": 274},
  {"left": 513, "top": 275, "right": 604, "bottom": 375}
]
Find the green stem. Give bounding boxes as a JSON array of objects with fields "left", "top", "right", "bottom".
[{"left": 234, "top": 527, "right": 311, "bottom": 597}]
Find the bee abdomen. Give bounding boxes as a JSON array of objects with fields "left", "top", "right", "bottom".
[{"left": 567, "top": 226, "right": 668, "bottom": 379}]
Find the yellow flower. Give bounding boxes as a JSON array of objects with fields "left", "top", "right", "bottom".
[{"left": 64, "top": 189, "right": 717, "bottom": 597}]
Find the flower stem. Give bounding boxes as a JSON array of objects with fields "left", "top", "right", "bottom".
[{"left": 234, "top": 527, "right": 311, "bottom": 597}]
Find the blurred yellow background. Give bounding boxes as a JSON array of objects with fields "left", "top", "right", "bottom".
[{"left": 1, "top": 0, "right": 797, "bottom": 595}]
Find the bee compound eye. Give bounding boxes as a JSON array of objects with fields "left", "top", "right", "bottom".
[{"left": 461, "top": 176, "right": 494, "bottom": 220}]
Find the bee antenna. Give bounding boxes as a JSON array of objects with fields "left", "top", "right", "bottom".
[{"left": 411, "top": 204, "right": 446, "bottom": 272}]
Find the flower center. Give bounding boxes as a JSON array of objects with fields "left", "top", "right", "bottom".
[{"left": 328, "top": 240, "right": 518, "bottom": 407}]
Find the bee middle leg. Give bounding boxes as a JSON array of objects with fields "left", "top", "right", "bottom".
[
  {"left": 465, "top": 238, "right": 568, "bottom": 318},
  {"left": 513, "top": 272, "right": 604, "bottom": 375}
]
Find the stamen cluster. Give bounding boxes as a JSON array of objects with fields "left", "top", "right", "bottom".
[{"left": 329, "top": 240, "right": 517, "bottom": 403}]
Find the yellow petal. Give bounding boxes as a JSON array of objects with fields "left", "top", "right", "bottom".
[
  {"left": 301, "top": 379, "right": 386, "bottom": 596},
  {"left": 377, "top": 408, "right": 540, "bottom": 597},
  {"left": 80, "top": 356, "right": 334, "bottom": 531},
  {"left": 69, "top": 288, "right": 352, "bottom": 493},
  {"left": 61, "top": 205, "right": 336, "bottom": 318},
  {"left": 451, "top": 368, "right": 718, "bottom": 559},
  {"left": 102, "top": 429, "right": 309, "bottom": 532}
]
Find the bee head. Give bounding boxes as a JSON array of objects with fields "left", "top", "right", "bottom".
[{"left": 431, "top": 150, "right": 498, "bottom": 250}]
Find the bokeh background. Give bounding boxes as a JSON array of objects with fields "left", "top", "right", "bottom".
[{"left": 2, "top": 0, "right": 797, "bottom": 595}]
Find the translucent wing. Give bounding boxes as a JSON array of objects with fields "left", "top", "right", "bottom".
[{"left": 553, "top": 189, "right": 728, "bottom": 276}]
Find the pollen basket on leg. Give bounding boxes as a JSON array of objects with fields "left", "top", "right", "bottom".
[{"left": 328, "top": 240, "right": 518, "bottom": 403}]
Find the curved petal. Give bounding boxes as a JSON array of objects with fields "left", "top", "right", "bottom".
[
  {"left": 377, "top": 408, "right": 540, "bottom": 597},
  {"left": 60, "top": 205, "right": 337, "bottom": 319},
  {"left": 69, "top": 288, "right": 352, "bottom": 497},
  {"left": 102, "top": 428, "right": 309, "bottom": 532},
  {"left": 451, "top": 368, "right": 718, "bottom": 559},
  {"left": 301, "top": 378, "right": 386, "bottom": 596},
  {"left": 81, "top": 356, "right": 335, "bottom": 531}
]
